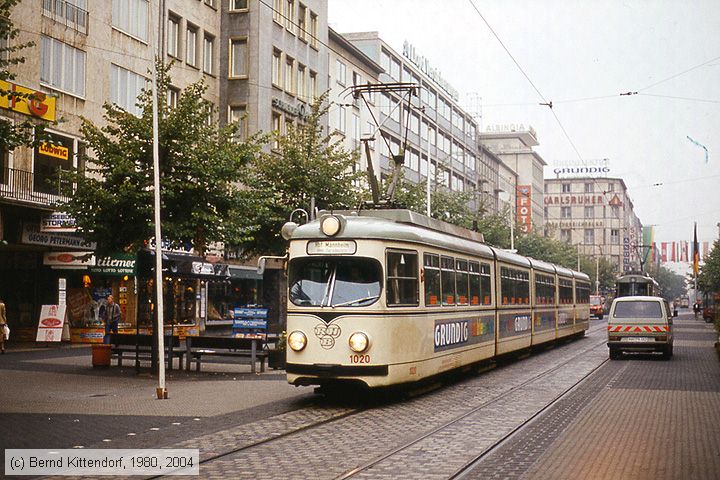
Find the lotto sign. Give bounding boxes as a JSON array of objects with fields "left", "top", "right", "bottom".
[
  {"left": 36, "top": 305, "right": 67, "bottom": 342},
  {"left": 516, "top": 185, "right": 532, "bottom": 233}
]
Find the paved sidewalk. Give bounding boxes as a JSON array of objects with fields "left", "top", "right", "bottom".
[{"left": 0, "top": 344, "right": 313, "bottom": 454}]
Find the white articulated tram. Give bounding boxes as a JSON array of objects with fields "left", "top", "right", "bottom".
[{"left": 282, "top": 209, "right": 590, "bottom": 389}]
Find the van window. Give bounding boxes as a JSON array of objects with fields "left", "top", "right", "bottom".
[{"left": 613, "top": 301, "right": 663, "bottom": 318}]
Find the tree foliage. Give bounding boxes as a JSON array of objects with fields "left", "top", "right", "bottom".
[
  {"left": 698, "top": 240, "right": 720, "bottom": 293},
  {"left": 239, "top": 94, "right": 363, "bottom": 256},
  {"left": 0, "top": 0, "right": 51, "bottom": 152},
  {"left": 515, "top": 233, "right": 579, "bottom": 270},
  {"left": 647, "top": 264, "right": 688, "bottom": 300},
  {"left": 59, "top": 62, "right": 261, "bottom": 255}
]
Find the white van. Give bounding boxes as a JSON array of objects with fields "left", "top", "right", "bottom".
[{"left": 607, "top": 296, "right": 675, "bottom": 359}]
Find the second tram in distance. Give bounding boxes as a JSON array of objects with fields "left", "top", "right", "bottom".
[
  {"left": 615, "top": 271, "right": 659, "bottom": 297},
  {"left": 282, "top": 209, "right": 591, "bottom": 389}
]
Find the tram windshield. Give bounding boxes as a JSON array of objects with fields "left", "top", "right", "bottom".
[{"left": 289, "top": 258, "right": 381, "bottom": 307}]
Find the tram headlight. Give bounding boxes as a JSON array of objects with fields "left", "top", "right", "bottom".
[
  {"left": 320, "top": 215, "right": 343, "bottom": 237},
  {"left": 288, "top": 331, "right": 307, "bottom": 352},
  {"left": 348, "top": 332, "right": 370, "bottom": 353}
]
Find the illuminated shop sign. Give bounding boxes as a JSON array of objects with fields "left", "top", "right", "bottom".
[
  {"left": 271, "top": 98, "right": 309, "bottom": 120},
  {"left": 552, "top": 166, "right": 610, "bottom": 176},
  {"left": 0, "top": 80, "right": 57, "bottom": 121},
  {"left": 516, "top": 185, "right": 532, "bottom": 233},
  {"left": 544, "top": 195, "right": 606, "bottom": 205},
  {"left": 41, "top": 212, "right": 77, "bottom": 232}
]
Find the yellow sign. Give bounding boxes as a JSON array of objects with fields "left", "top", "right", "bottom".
[
  {"left": 38, "top": 141, "right": 69, "bottom": 161},
  {"left": 0, "top": 80, "right": 57, "bottom": 121}
]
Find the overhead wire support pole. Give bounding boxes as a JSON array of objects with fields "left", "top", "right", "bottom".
[{"left": 152, "top": 0, "right": 167, "bottom": 400}]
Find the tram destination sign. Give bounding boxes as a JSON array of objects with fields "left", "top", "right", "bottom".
[{"left": 307, "top": 240, "right": 357, "bottom": 255}]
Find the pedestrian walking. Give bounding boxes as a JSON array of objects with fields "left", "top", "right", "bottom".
[
  {"left": 693, "top": 301, "right": 701, "bottom": 320},
  {"left": 102, "top": 294, "right": 121, "bottom": 344},
  {"left": 0, "top": 297, "right": 8, "bottom": 353}
]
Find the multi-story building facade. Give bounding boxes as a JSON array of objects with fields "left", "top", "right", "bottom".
[
  {"left": 544, "top": 177, "right": 643, "bottom": 273},
  {"left": 479, "top": 125, "right": 546, "bottom": 233},
  {"left": 1, "top": 0, "right": 329, "bottom": 341},
  {"left": 327, "top": 27, "right": 383, "bottom": 179},
  {"left": 340, "top": 32, "right": 492, "bottom": 211},
  {"left": 219, "top": 0, "right": 328, "bottom": 140}
]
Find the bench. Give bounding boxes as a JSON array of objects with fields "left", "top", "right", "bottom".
[
  {"left": 109, "top": 333, "right": 184, "bottom": 370},
  {"left": 185, "top": 336, "right": 268, "bottom": 373}
]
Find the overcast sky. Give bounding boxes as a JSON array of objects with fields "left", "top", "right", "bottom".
[{"left": 328, "top": 0, "right": 720, "bottom": 245}]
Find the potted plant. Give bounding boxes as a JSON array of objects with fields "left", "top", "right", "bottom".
[{"left": 268, "top": 331, "right": 286, "bottom": 370}]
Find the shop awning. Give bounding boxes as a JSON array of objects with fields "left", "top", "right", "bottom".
[
  {"left": 138, "top": 249, "right": 230, "bottom": 279},
  {"left": 228, "top": 265, "right": 263, "bottom": 280}
]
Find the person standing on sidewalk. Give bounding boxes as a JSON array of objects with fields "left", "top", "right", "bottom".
[
  {"left": 0, "top": 297, "right": 7, "bottom": 353},
  {"left": 102, "top": 295, "right": 121, "bottom": 344}
]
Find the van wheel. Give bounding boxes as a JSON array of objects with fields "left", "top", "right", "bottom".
[
  {"left": 609, "top": 348, "right": 621, "bottom": 360},
  {"left": 663, "top": 345, "right": 673, "bottom": 359},
  {"left": 598, "top": 314, "right": 604, "bottom": 320}
]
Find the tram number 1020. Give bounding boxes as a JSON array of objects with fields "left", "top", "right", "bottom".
[{"left": 349, "top": 354, "right": 371, "bottom": 364}]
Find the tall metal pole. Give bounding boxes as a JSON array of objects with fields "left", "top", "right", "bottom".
[
  {"left": 152, "top": 0, "right": 166, "bottom": 400},
  {"left": 595, "top": 256, "right": 600, "bottom": 295}
]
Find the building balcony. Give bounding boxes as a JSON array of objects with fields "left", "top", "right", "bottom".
[
  {"left": 42, "top": 0, "right": 89, "bottom": 35},
  {"left": 1, "top": 167, "right": 70, "bottom": 209}
]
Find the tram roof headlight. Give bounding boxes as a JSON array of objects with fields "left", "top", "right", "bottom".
[
  {"left": 281, "top": 221, "right": 298, "bottom": 240},
  {"left": 288, "top": 331, "right": 307, "bottom": 352},
  {"left": 349, "top": 332, "right": 370, "bottom": 353},
  {"left": 320, "top": 215, "right": 343, "bottom": 237}
]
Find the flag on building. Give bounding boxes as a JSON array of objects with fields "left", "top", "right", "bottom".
[
  {"left": 661, "top": 242, "right": 668, "bottom": 263},
  {"left": 671, "top": 242, "right": 676, "bottom": 262},
  {"left": 693, "top": 223, "right": 699, "bottom": 276}
]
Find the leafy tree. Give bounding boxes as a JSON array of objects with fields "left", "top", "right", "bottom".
[
  {"left": 240, "top": 93, "right": 363, "bottom": 255},
  {"left": 647, "top": 264, "right": 688, "bottom": 300},
  {"left": 698, "top": 240, "right": 720, "bottom": 292},
  {"left": 59, "top": 62, "right": 261, "bottom": 255},
  {"left": 0, "top": 0, "right": 51, "bottom": 153},
  {"left": 515, "top": 233, "right": 579, "bottom": 269},
  {"left": 578, "top": 255, "right": 617, "bottom": 294}
]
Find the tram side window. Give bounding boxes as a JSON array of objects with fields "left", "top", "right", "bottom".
[
  {"left": 386, "top": 250, "right": 419, "bottom": 306},
  {"left": 575, "top": 282, "right": 590, "bottom": 304},
  {"left": 535, "top": 274, "right": 556, "bottom": 305},
  {"left": 501, "top": 267, "right": 529, "bottom": 305},
  {"left": 559, "top": 279, "right": 573, "bottom": 304},
  {"left": 441, "top": 256, "right": 456, "bottom": 305},
  {"left": 469, "top": 261, "right": 492, "bottom": 305},
  {"left": 424, "top": 253, "right": 441, "bottom": 306},
  {"left": 456, "top": 259, "right": 469, "bottom": 305}
]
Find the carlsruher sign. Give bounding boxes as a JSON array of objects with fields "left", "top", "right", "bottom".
[{"left": 402, "top": 41, "right": 459, "bottom": 101}]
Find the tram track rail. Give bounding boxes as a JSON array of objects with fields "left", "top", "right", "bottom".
[
  {"left": 336, "top": 326, "right": 608, "bottom": 479},
  {"left": 149, "top": 322, "right": 608, "bottom": 479}
]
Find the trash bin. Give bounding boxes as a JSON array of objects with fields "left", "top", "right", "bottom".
[{"left": 92, "top": 344, "right": 112, "bottom": 368}]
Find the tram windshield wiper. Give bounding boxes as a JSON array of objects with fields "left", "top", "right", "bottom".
[{"left": 331, "top": 295, "right": 380, "bottom": 308}]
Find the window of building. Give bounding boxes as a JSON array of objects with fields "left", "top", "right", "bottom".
[
  {"left": 40, "top": 36, "right": 86, "bottom": 97},
  {"left": 273, "top": 0, "right": 283, "bottom": 23},
  {"left": 611, "top": 228, "right": 620, "bottom": 244},
  {"left": 612, "top": 205, "right": 620, "bottom": 217},
  {"left": 309, "top": 70, "right": 317, "bottom": 101},
  {"left": 584, "top": 182, "right": 593, "bottom": 193},
  {"left": 167, "top": 14, "right": 180, "bottom": 58},
  {"left": 584, "top": 228, "right": 594, "bottom": 244},
  {"left": 297, "top": 3, "right": 307, "bottom": 40},
  {"left": 186, "top": 24, "right": 198, "bottom": 66},
  {"left": 584, "top": 206, "right": 594, "bottom": 218},
  {"left": 204, "top": 0, "right": 216, "bottom": 7},
  {"left": 203, "top": 34, "right": 214, "bottom": 74},
  {"left": 352, "top": 113, "right": 360, "bottom": 141},
  {"left": 296, "top": 64, "right": 306, "bottom": 100},
  {"left": 309, "top": 12, "right": 318, "bottom": 48},
  {"left": 560, "top": 228, "right": 571, "bottom": 243},
  {"left": 272, "top": 111, "right": 281, "bottom": 149},
  {"left": 230, "top": 0, "right": 248, "bottom": 10},
  {"left": 229, "top": 37, "right": 248, "bottom": 77},
  {"left": 336, "top": 59, "right": 346, "bottom": 86},
  {"left": 229, "top": 106, "right": 247, "bottom": 141},
  {"left": 561, "top": 183, "right": 571, "bottom": 193},
  {"left": 389, "top": 56, "right": 400, "bottom": 81},
  {"left": 408, "top": 149, "right": 419, "bottom": 172},
  {"left": 167, "top": 86, "right": 179, "bottom": 108},
  {"left": 336, "top": 105, "right": 345, "bottom": 133},
  {"left": 561, "top": 206, "right": 571, "bottom": 218},
  {"left": 110, "top": 64, "right": 146, "bottom": 116},
  {"left": 272, "top": 49, "right": 281, "bottom": 87},
  {"left": 285, "top": 0, "right": 295, "bottom": 33},
  {"left": 608, "top": 182, "right": 615, "bottom": 192},
  {"left": 42, "top": 0, "right": 88, "bottom": 34},
  {"left": 112, "top": 0, "right": 148, "bottom": 42},
  {"left": 285, "top": 56, "right": 294, "bottom": 94}
]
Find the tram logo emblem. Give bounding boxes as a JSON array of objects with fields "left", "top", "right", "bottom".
[{"left": 314, "top": 323, "right": 342, "bottom": 349}]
